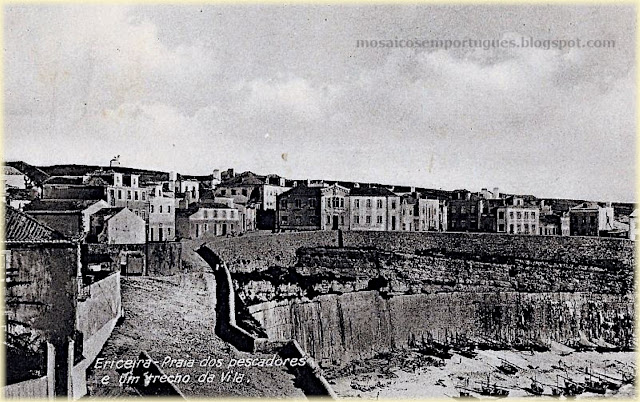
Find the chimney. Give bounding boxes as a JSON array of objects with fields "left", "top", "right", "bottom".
[
  {"left": 279, "top": 177, "right": 285, "bottom": 187},
  {"left": 212, "top": 169, "right": 221, "bottom": 181},
  {"left": 493, "top": 187, "right": 500, "bottom": 199},
  {"left": 410, "top": 186, "right": 416, "bottom": 193},
  {"left": 481, "top": 188, "right": 489, "bottom": 199}
]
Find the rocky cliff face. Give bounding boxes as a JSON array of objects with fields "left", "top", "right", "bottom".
[
  {"left": 248, "top": 291, "right": 634, "bottom": 364},
  {"left": 206, "top": 232, "right": 634, "bottom": 366}
]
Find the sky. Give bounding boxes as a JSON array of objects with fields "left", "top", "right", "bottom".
[{"left": 3, "top": 4, "right": 636, "bottom": 202}]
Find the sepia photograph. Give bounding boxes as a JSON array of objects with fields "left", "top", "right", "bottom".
[{"left": 1, "top": 2, "right": 636, "bottom": 399}]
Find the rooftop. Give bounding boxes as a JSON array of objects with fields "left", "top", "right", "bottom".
[
  {"left": 4, "top": 205, "right": 67, "bottom": 242},
  {"left": 24, "top": 199, "right": 104, "bottom": 212},
  {"left": 350, "top": 187, "right": 398, "bottom": 197}
]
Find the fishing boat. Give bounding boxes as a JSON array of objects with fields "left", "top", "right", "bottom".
[
  {"left": 497, "top": 357, "right": 520, "bottom": 375},
  {"left": 476, "top": 374, "right": 510, "bottom": 398},
  {"left": 558, "top": 374, "right": 585, "bottom": 396},
  {"left": 583, "top": 363, "right": 608, "bottom": 394},
  {"left": 524, "top": 379, "right": 545, "bottom": 395}
]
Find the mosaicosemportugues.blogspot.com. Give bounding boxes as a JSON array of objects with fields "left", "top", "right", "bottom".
[{"left": 355, "top": 37, "right": 616, "bottom": 50}]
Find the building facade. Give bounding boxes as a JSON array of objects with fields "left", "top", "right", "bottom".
[
  {"left": 569, "top": 202, "right": 615, "bottom": 237},
  {"left": 276, "top": 186, "right": 322, "bottom": 231},
  {"left": 495, "top": 197, "right": 540, "bottom": 235},
  {"left": 348, "top": 187, "right": 400, "bottom": 231}
]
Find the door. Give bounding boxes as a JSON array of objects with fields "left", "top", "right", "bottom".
[{"left": 332, "top": 216, "right": 339, "bottom": 230}]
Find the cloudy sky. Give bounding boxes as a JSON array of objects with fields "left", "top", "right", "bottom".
[{"left": 3, "top": 5, "right": 635, "bottom": 202}]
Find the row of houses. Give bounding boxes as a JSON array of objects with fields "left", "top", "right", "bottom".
[
  {"left": 3, "top": 161, "right": 635, "bottom": 239},
  {"left": 275, "top": 184, "right": 629, "bottom": 238}
]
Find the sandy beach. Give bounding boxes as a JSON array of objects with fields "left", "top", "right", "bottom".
[{"left": 327, "top": 349, "right": 635, "bottom": 399}]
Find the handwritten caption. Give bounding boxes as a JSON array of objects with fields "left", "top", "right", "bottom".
[{"left": 94, "top": 355, "right": 308, "bottom": 386}]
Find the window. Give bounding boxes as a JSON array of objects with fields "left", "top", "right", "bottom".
[
  {"left": 231, "top": 189, "right": 237, "bottom": 195},
  {"left": 150, "top": 205, "right": 155, "bottom": 213},
  {"left": 142, "top": 192, "right": 146, "bottom": 200},
  {"left": 134, "top": 210, "right": 139, "bottom": 216},
  {"left": 168, "top": 206, "right": 171, "bottom": 214},
  {"left": 118, "top": 190, "right": 123, "bottom": 199},
  {"left": 221, "top": 210, "right": 226, "bottom": 218},
  {"left": 498, "top": 224, "right": 505, "bottom": 232},
  {"left": 281, "top": 199, "right": 287, "bottom": 208},
  {"left": 531, "top": 212, "right": 536, "bottom": 219},
  {"left": 354, "top": 215, "right": 360, "bottom": 224},
  {"left": 461, "top": 206, "right": 466, "bottom": 214},
  {"left": 471, "top": 205, "right": 476, "bottom": 213},
  {"left": 242, "top": 189, "right": 248, "bottom": 196},
  {"left": 159, "top": 205, "right": 163, "bottom": 213},
  {"left": 326, "top": 215, "right": 330, "bottom": 224},
  {"left": 340, "top": 198, "right": 344, "bottom": 208},
  {"left": 391, "top": 201, "right": 396, "bottom": 209},
  {"left": 167, "top": 228, "right": 171, "bottom": 236},
  {"left": 510, "top": 211, "right": 514, "bottom": 219},
  {"left": 524, "top": 212, "right": 529, "bottom": 219},
  {"left": 366, "top": 199, "right": 371, "bottom": 208},
  {"left": 377, "top": 216, "right": 383, "bottom": 224},
  {"left": 366, "top": 215, "right": 371, "bottom": 224},
  {"left": 127, "top": 191, "right": 132, "bottom": 200},
  {"left": 204, "top": 223, "right": 209, "bottom": 231},
  {"left": 524, "top": 224, "right": 529, "bottom": 234},
  {"left": 220, "top": 189, "right": 227, "bottom": 195},
  {"left": 150, "top": 228, "right": 155, "bottom": 240},
  {"left": 295, "top": 199, "right": 302, "bottom": 208},
  {"left": 498, "top": 211, "right": 505, "bottom": 219},
  {"left": 134, "top": 191, "right": 139, "bottom": 200},
  {"left": 231, "top": 211, "right": 235, "bottom": 218},
  {"left": 532, "top": 225, "right": 537, "bottom": 234},
  {"left": 377, "top": 200, "right": 383, "bottom": 208},
  {"left": 355, "top": 200, "right": 360, "bottom": 208},
  {"left": 509, "top": 224, "right": 514, "bottom": 234},
  {"left": 517, "top": 212, "right": 522, "bottom": 219},
  {"left": 204, "top": 210, "right": 208, "bottom": 219},
  {"left": 340, "top": 216, "right": 344, "bottom": 225},
  {"left": 282, "top": 216, "right": 288, "bottom": 222},
  {"left": 309, "top": 198, "right": 317, "bottom": 208},
  {"left": 213, "top": 210, "right": 218, "bottom": 218}
]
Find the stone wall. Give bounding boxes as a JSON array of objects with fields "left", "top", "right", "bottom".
[
  {"left": 202, "top": 230, "right": 634, "bottom": 274},
  {"left": 249, "top": 291, "right": 634, "bottom": 364}
]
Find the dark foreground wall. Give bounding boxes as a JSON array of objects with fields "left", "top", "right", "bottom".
[{"left": 249, "top": 291, "right": 634, "bottom": 364}]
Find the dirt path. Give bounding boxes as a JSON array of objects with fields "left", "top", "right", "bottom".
[{"left": 86, "top": 274, "right": 306, "bottom": 398}]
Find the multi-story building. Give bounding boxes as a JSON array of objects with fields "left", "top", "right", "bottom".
[
  {"left": 320, "top": 184, "right": 350, "bottom": 230},
  {"left": 145, "top": 183, "right": 176, "bottom": 241},
  {"left": 88, "top": 207, "right": 146, "bottom": 244},
  {"left": 448, "top": 190, "right": 484, "bottom": 232},
  {"left": 348, "top": 187, "right": 400, "bottom": 231},
  {"left": 175, "top": 199, "right": 241, "bottom": 239},
  {"left": 276, "top": 185, "right": 322, "bottom": 231},
  {"left": 23, "top": 199, "right": 109, "bottom": 237},
  {"left": 495, "top": 197, "right": 540, "bottom": 235},
  {"left": 569, "top": 202, "right": 614, "bottom": 237},
  {"left": 538, "top": 212, "right": 570, "bottom": 236},
  {"left": 400, "top": 194, "right": 448, "bottom": 232}
]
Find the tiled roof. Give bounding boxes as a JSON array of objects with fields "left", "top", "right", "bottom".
[
  {"left": 24, "top": 199, "right": 104, "bottom": 212},
  {"left": 221, "top": 172, "right": 265, "bottom": 186},
  {"left": 350, "top": 187, "right": 398, "bottom": 197},
  {"left": 4, "top": 205, "right": 67, "bottom": 242},
  {"left": 279, "top": 185, "right": 322, "bottom": 198},
  {"left": 91, "top": 207, "right": 125, "bottom": 217}
]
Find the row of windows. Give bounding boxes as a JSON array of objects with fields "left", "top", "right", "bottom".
[
  {"left": 354, "top": 199, "right": 388, "bottom": 209},
  {"left": 148, "top": 226, "right": 172, "bottom": 241},
  {"left": 150, "top": 204, "right": 171, "bottom": 214},
  {"left": 353, "top": 215, "right": 383, "bottom": 224},
  {"left": 111, "top": 189, "right": 147, "bottom": 202},
  {"left": 281, "top": 198, "right": 318, "bottom": 209},
  {"left": 281, "top": 215, "right": 317, "bottom": 225},
  {"left": 202, "top": 209, "right": 236, "bottom": 219},
  {"left": 451, "top": 205, "right": 476, "bottom": 214},
  {"left": 219, "top": 188, "right": 249, "bottom": 197},
  {"left": 497, "top": 211, "right": 537, "bottom": 220}
]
